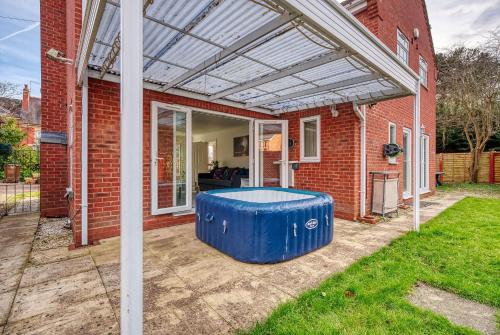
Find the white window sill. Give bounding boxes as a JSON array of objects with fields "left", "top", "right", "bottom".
[{"left": 300, "top": 159, "right": 320, "bottom": 163}]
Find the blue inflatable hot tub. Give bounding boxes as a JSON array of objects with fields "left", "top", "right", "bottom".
[{"left": 195, "top": 187, "right": 334, "bottom": 263}]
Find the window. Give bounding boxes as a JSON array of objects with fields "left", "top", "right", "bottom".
[
  {"left": 402, "top": 128, "right": 412, "bottom": 198},
  {"left": 300, "top": 115, "right": 320, "bottom": 162},
  {"left": 397, "top": 30, "right": 409, "bottom": 64},
  {"left": 388, "top": 122, "right": 397, "bottom": 164},
  {"left": 419, "top": 56, "right": 428, "bottom": 87}
]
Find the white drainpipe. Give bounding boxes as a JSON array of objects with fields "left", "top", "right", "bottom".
[
  {"left": 81, "top": 73, "right": 89, "bottom": 246},
  {"left": 353, "top": 103, "right": 366, "bottom": 218}
]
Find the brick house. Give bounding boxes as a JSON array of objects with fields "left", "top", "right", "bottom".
[
  {"left": 40, "top": 0, "right": 436, "bottom": 247},
  {"left": 0, "top": 85, "right": 41, "bottom": 148}
]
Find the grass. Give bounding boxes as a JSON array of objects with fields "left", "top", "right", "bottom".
[
  {"left": 242, "top": 197, "right": 500, "bottom": 335},
  {"left": 438, "top": 183, "right": 500, "bottom": 198}
]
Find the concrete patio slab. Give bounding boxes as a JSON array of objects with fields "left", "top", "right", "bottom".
[
  {"left": 0, "top": 192, "right": 470, "bottom": 334},
  {"left": 19, "top": 256, "right": 95, "bottom": 288}
]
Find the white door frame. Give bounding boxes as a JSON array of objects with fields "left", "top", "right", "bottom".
[
  {"left": 254, "top": 119, "right": 288, "bottom": 188},
  {"left": 151, "top": 101, "right": 192, "bottom": 215},
  {"left": 402, "top": 127, "right": 412, "bottom": 199},
  {"left": 420, "top": 133, "right": 430, "bottom": 193}
]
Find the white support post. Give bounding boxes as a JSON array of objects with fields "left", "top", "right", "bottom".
[
  {"left": 413, "top": 83, "right": 421, "bottom": 231},
  {"left": 120, "top": 0, "right": 143, "bottom": 334},
  {"left": 81, "top": 72, "right": 89, "bottom": 246},
  {"left": 360, "top": 105, "right": 367, "bottom": 217}
]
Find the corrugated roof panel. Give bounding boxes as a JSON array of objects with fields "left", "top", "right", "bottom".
[
  {"left": 254, "top": 76, "right": 308, "bottom": 93},
  {"left": 144, "top": 60, "right": 188, "bottom": 84},
  {"left": 268, "top": 83, "right": 317, "bottom": 97},
  {"left": 225, "top": 88, "right": 275, "bottom": 102},
  {"left": 96, "top": 4, "right": 119, "bottom": 45},
  {"left": 159, "top": 34, "right": 222, "bottom": 69},
  {"left": 145, "top": 0, "right": 214, "bottom": 56},
  {"left": 182, "top": 75, "right": 234, "bottom": 95},
  {"left": 190, "top": 0, "right": 279, "bottom": 47},
  {"left": 244, "top": 27, "right": 332, "bottom": 69},
  {"left": 206, "top": 57, "right": 275, "bottom": 84}
]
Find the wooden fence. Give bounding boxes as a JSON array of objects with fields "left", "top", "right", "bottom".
[{"left": 436, "top": 151, "right": 500, "bottom": 184}]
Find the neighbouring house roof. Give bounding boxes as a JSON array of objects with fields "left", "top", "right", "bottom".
[
  {"left": 22, "top": 96, "right": 41, "bottom": 126},
  {"left": 0, "top": 96, "right": 41, "bottom": 126},
  {"left": 78, "top": 0, "right": 419, "bottom": 114}
]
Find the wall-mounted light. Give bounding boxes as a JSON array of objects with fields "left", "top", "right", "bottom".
[
  {"left": 413, "top": 28, "right": 420, "bottom": 40},
  {"left": 46, "top": 48, "right": 73, "bottom": 65},
  {"left": 330, "top": 105, "right": 339, "bottom": 117}
]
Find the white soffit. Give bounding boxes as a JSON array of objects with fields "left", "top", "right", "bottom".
[{"left": 82, "top": 0, "right": 419, "bottom": 113}]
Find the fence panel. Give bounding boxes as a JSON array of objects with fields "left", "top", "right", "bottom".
[{"left": 437, "top": 151, "right": 500, "bottom": 184}]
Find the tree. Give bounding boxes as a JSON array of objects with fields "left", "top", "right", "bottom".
[
  {"left": 437, "top": 29, "right": 500, "bottom": 183},
  {"left": 0, "top": 81, "right": 21, "bottom": 114},
  {"left": 0, "top": 116, "right": 26, "bottom": 146}
]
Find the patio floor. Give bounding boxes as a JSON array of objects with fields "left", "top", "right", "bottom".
[{"left": 0, "top": 192, "right": 464, "bottom": 334}]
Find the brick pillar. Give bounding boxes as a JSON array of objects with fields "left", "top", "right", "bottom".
[{"left": 40, "top": 0, "right": 69, "bottom": 217}]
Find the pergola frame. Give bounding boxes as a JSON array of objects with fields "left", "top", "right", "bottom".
[{"left": 76, "top": 0, "right": 422, "bottom": 333}]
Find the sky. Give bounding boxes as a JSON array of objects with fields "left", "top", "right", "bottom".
[{"left": 0, "top": 0, "right": 499, "bottom": 98}]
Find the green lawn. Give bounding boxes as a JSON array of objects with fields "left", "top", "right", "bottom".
[{"left": 243, "top": 197, "right": 500, "bottom": 335}]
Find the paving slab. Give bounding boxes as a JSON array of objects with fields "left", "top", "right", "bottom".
[
  {"left": 0, "top": 255, "right": 26, "bottom": 293},
  {"left": 3, "top": 294, "right": 118, "bottom": 335},
  {"left": 9, "top": 269, "right": 107, "bottom": 323},
  {"left": 408, "top": 283, "right": 498, "bottom": 335},
  {"left": 201, "top": 276, "right": 290, "bottom": 330},
  {"left": 29, "top": 245, "right": 89, "bottom": 266},
  {"left": 0, "top": 242, "right": 31, "bottom": 259},
  {"left": 0, "top": 290, "right": 16, "bottom": 326},
  {"left": 19, "top": 256, "right": 95, "bottom": 288}
]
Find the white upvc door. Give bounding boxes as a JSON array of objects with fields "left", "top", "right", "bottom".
[
  {"left": 402, "top": 128, "right": 412, "bottom": 198},
  {"left": 151, "top": 102, "right": 192, "bottom": 214},
  {"left": 420, "top": 134, "right": 430, "bottom": 192},
  {"left": 254, "top": 120, "right": 288, "bottom": 188}
]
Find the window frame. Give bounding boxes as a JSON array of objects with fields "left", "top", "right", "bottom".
[
  {"left": 388, "top": 122, "right": 397, "bottom": 165},
  {"left": 419, "top": 55, "right": 428, "bottom": 88},
  {"left": 300, "top": 115, "right": 321, "bottom": 163},
  {"left": 396, "top": 29, "right": 409, "bottom": 64}
]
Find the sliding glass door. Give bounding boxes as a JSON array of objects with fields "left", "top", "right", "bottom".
[{"left": 151, "top": 102, "right": 192, "bottom": 214}]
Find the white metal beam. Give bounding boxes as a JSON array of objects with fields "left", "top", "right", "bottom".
[
  {"left": 120, "top": 0, "right": 143, "bottom": 333},
  {"left": 76, "top": 0, "right": 106, "bottom": 85},
  {"left": 247, "top": 73, "right": 380, "bottom": 108},
  {"left": 209, "top": 51, "right": 348, "bottom": 101},
  {"left": 413, "top": 83, "right": 421, "bottom": 231},
  {"left": 162, "top": 12, "right": 296, "bottom": 91},
  {"left": 276, "top": 0, "right": 419, "bottom": 94}
]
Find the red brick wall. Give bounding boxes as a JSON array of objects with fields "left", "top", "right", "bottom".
[
  {"left": 283, "top": 104, "right": 360, "bottom": 220},
  {"left": 40, "top": 0, "right": 69, "bottom": 217},
  {"left": 72, "top": 78, "right": 276, "bottom": 245},
  {"left": 353, "top": 0, "right": 437, "bottom": 212}
]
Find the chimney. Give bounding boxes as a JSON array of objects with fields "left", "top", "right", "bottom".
[{"left": 22, "top": 84, "right": 30, "bottom": 113}]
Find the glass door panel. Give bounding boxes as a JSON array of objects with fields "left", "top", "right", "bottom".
[
  {"left": 152, "top": 103, "right": 191, "bottom": 214},
  {"left": 254, "top": 120, "right": 288, "bottom": 187},
  {"left": 402, "top": 128, "right": 411, "bottom": 197}
]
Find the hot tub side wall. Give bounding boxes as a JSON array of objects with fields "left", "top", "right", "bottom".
[{"left": 196, "top": 191, "right": 333, "bottom": 264}]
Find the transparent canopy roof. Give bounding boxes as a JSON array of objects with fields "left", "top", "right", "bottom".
[{"left": 84, "top": 0, "right": 418, "bottom": 113}]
